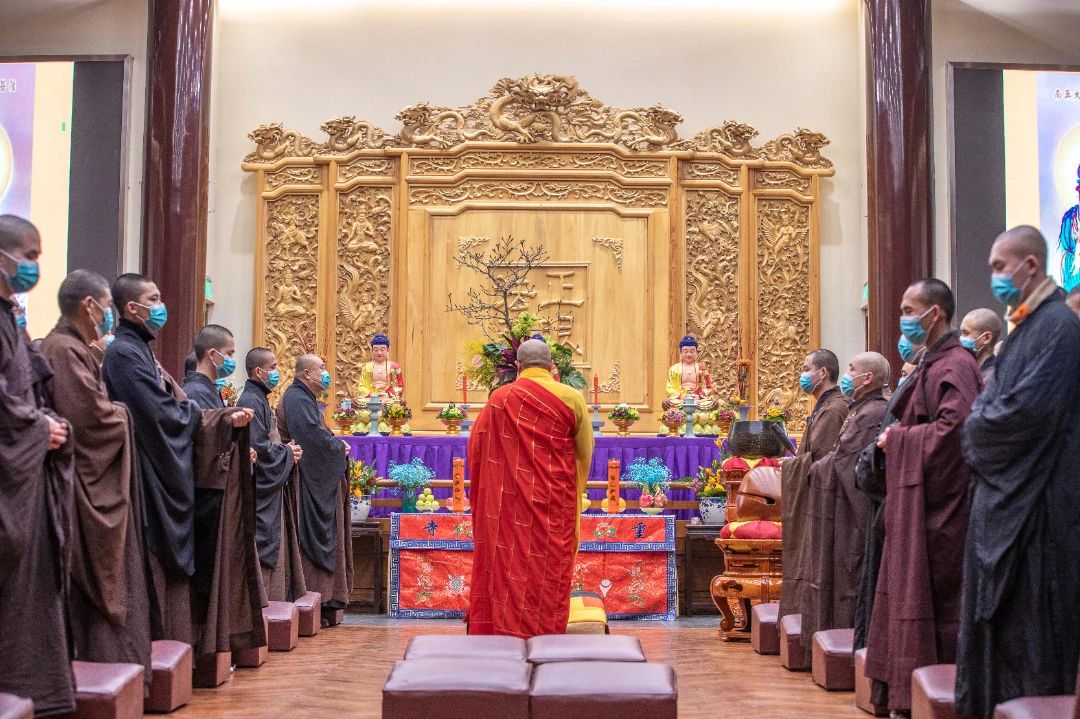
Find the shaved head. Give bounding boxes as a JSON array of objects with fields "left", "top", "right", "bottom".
[
  {"left": 907, "top": 278, "right": 956, "bottom": 322},
  {"left": 0, "top": 215, "right": 39, "bottom": 253},
  {"left": 193, "top": 324, "right": 233, "bottom": 360},
  {"left": 851, "top": 351, "right": 890, "bottom": 390},
  {"left": 245, "top": 347, "right": 275, "bottom": 375},
  {"left": 961, "top": 308, "right": 1004, "bottom": 344},
  {"left": 516, "top": 339, "right": 552, "bottom": 369},
  {"left": 992, "top": 225, "right": 1047, "bottom": 272},
  {"left": 57, "top": 269, "right": 110, "bottom": 317},
  {"left": 295, "top": 354, "right": 323, "bottom": 374}
]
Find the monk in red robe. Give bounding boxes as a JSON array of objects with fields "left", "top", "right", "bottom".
[
  {"left": 467, "top": 339, "right": 593, "bottom": 638},
  {"left": 865, "top": 278, "right": 982, "bottom": 713}
]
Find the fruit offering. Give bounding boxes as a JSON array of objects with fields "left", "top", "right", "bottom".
[{"left": 415, "top": 487, "right": 440, "bottom": 512}]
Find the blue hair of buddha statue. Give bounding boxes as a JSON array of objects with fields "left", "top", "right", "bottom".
[
  {"left": 370, "top": 333, "right": 390, "bottom": 347},
  {"left": 679, "top": 335, "right": 698, "bottom": 349}
]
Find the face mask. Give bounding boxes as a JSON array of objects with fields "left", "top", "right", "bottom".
[
  {"left": 319, "top": 370, "right": 332, "bottom": 390},
  {"left": 14, "top": 313, "right": 26, "bottom": 329},
  {"left": 104, "top": 333, "right": 115, "bottom": 346},
  {"left": 899, "top": 307, "right": 934, "bottom": 345},
  {"left": 991, "top": 269, "right": 1024, "bottom": 307},
  {"left": 92, "top": 300, "right": 114, "bottom": 336},
  {"left": 839, "top": 372, "right": 868, "bottom": 398},
  {"left": 959, "top": 336, "right": 977, "bottom": 351},
  {"left": 212, "top": 349, "right": 236, "bottom": 379},
  {"left": 897, "top": 335, "right": 918, "bottom": 364},
  {"left": 134, "top": 302, "right": 168, "bottom": 331},
  {"left": 262, "top": 368, "right": 280, "bottom": 389},
  {"left": 215, "top": 378, "right": 226, "bottom": 390},
  {"left": 799, "top": 370, "right": 819, "bottom": 393},
  {"left": 896, "top": 376, "right": 907, "bottom": 388},
  {"left": 1, "top": 249, "right": 40, "bottom": 293}
]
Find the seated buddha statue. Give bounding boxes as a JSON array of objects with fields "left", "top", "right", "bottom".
[
  {"left": 355, "top": 333, "right": 410, "bottom": 434},
  {"left": 659, "top": 335, "right": 719, "bottom": 435}
]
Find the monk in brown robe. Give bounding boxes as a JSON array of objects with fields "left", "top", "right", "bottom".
[
  {"left": 779, "top": 348, "right": 848, "bottom": 621},
  {"left": 278, "top": 354, "right": 353, "bottom": 623},
  {"left": 865, "top": 278, "right": 982, "bottom": 713},
  {"left": 0, "top": 216, "right": 75, "bottom": 717},
  {"left": 40, "top": 270, "right": 151, "bottom": 679},
  {"left": 801, "top": 352, "right": 890, "bottom": 665},
  {"left": 102, "top": 274, "right": 260, "bottom": 683},
  {"left": 238, "top": 347, "right": 306, "bottom": 601}
]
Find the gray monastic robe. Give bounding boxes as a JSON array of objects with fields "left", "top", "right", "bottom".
[{"left": 779, "top": 386, "right": 848, "bottom": 620}]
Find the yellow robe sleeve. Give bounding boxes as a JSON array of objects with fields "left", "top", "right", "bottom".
[
  {"left": 666, "top": 364, "right": 683, "bottom": 399},
  {"left": 355, "top": 362, "right": 375, "bottom": 399}
]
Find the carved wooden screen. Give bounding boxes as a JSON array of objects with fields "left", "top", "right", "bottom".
[{"left": 242, "top": 74, "right": 833, "bottom": 432}]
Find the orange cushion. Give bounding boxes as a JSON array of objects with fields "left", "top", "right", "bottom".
[{"left": 720, "top": 520, "right": 782, "bottom": 540}]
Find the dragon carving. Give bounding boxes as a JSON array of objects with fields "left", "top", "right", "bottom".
[
  {"left": 394, "top": 102, "right": 494, "bottom": 148},
  {"left": 693, "top": 120, "right": 759, "bottom": 157},
  {"left": 321, "top": 116, "right": 393, "bottom": 152},
  {"left": 246, "top": 123, "right": 316, "bottom": 162},
  {"left": 761, "top": 128, "right": 832, "bottom": 168}
]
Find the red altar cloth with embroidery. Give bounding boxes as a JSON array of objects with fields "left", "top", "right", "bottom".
[{"left": 389, "top": 513, "right": 675, "bottom": 620}]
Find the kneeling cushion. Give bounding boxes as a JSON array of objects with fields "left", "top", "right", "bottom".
[
  {"left": 405, "top": 635, "right": 526, "bottom": 662},
  {"left": 751, "top": 602, "right": 780, "bottom": 655},
  {"left": 526, "top": 635, "right": 645, "bottom": 664},
  {"left": 566, "top": 591, "right": 608, "bottom": 634},
  {"left": 993, "top": 695, "right": 1076, "bottom": 719},
  {"left": 911, "top": 664, "right": 959, "bottom": 719},
  {"left": 72, "top": 661, "right": 144, "bottom": 719},
  {"left": 720, "top": 520, "right": 782, "bottom": 540},
  {"left": 0, "top": 693, "right": 32, "bottom": 719},
  {"left": 529, "top": 661, "right": 677, "bottom": 719},
  {"left": 382, "top": 658, "right": 530, "bottom": 719}
]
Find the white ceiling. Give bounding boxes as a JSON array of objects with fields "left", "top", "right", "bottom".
[
  {"left": 0, "top": 0, "right": 108, "bottom": 25},
  {"left": 951, "top": 0, "right": 1080, "bottom": 60}
]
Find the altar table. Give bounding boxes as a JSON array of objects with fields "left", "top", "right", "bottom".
[
  {"left": 345, "top": 435, "right": 726, "bottom": 520},
  {"left": 388, "top": 513, "right": 677, "bottom": 620}
]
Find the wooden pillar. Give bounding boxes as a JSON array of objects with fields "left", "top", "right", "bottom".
[
  {"left": 141, "top": 0, "right": 213, "bottom": 376},
  {"left": 864, "top": 0, "right": 933, "bottom": 372}
]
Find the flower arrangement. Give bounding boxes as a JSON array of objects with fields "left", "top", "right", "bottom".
[
  {"left": 218, "top": 379, "right": 239, "bottom": 407},
  {"left": 727, "top": 394, "right": 748, "bottom": 408},
  {"left": 384, "top": 401, "right": 413, "bottom": 421},
  {"left": 436, "top": 403, "right": 466, "bottom": 421},
  {"left": 763, "top": 405, "right": 792, "bottom": 423},
  {"left": 465, "top": 311, "right": 587, "bottom": 392},
  {"left": 716, "top": 408, "right": 737, "bottom": 423},
  {"left": 388, "top": 458, "right": 435, "bottom": 494},
  {"left": 347, "top": 458, "right": 379, "bottom": 497},
  {"left": 608, "top": 403, "right": 640, "bottom": 422},
  {"left": 662, "top": 408, "right": 686, "bottom": 425},
  {"left": 690, "top": 460, "right": 728, "bottom": 499},
  {"left": 622, "top": 457, "right": 671, "bottom": 511},
  {"left": 332, "top": 398, "right": 358, "bottom": 422}
]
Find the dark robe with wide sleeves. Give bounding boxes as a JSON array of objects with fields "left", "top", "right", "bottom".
[
  {"left": 957, "top": 292, "right": 1080, "bottom": 718},
  {"left": 0, "top": 297, "right": 76, "bottom": 717},
  {"left": 278, "top": 380, "right": 352, "bottom": 610},
  {"left": 40, "top": 319, "right": 151, "bottom": 681},
  {"left": 864, "top": 333, "right": 982, "bottom": 712},
  {"left": 238, "top": 380, "right": 306, "bottom": 601},
  {"left": 779, "top": 386, "right": 848, "bottom": 620},
  {"left": 801, "top": 389, "right": 889, "bottom": 665},
  {"left": 102, "top": 319, "right": 201, "bottom": 643}
]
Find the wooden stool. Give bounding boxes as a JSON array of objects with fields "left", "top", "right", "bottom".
[
  {"left": 233, "top": 615, "right": 268, "bottom": 667},
  {"left": 779, "top": 613, "right": 808, "bottom": 671},
  {"left": 812, "top": 628, "right": 855, "bottom": 691},
  {"left": 72, "top": 661, "right": 144, "bottom": 719},
  {"left": 265, "top": 601, "right": 300, "bottom": 651},
  {"left": 526, "top": 635, "right": 646, "bottom": 664},
  {"left": 750, "top": 603, "right": 779, "bottom": 655},
  {"left": 295, "top": 591, "right": 322, "bottom": 637},
  {"left": 993, "top": 695, "right": 1076, "bottom": 718},
  {"left": 382, "top": 658, "right": 531, "bottom": 719},
  {"left": 912, "top": 664, "right": 960, "bottom": 719},
  {"left": 192, "top": 652, "right": 231, "bottom": 689},
  {"left": 854, "top": 648, "right": 887, "bottom": 716},
  {"left": 0, "top": 693, "right": 32, "bottom": 719},
  {"left": 146, "top": 640, "right": 193, "bottom": 713},
  {"left": 529, "top": 661, "right": 678, "bottom": 719}
]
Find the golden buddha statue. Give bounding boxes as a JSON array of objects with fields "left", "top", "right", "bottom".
[{"left": 355, "top": 333, "right": 410, "bottom": 434}]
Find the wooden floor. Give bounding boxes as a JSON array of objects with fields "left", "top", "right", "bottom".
[{"left": 175, "top": 617, "right": 865, "bottom": 718}]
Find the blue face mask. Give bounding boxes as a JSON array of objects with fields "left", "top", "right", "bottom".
[
  {"left": 798, "top": 370, "right": 819, "bottom": 393},
  {"left": 838, "top": 372, "right": 868, "bottom": 398},
  {"left": 899, "top": 307, "right": 934, "bottom": 345},
  {"left": 14, "top": 312, "right": 26, "bottom": 329},
  {"left": 215, "top": 378, "right": 226, "bottom": 390},
  {"left": 319, "top": 370, "right": 332, "bottom": 390},
  {"left": 93, "top": 300, "right": 114, "bottom": 336},
  {"left": 2, "top": 250, "right": 40, "bottom": 293},
  {"left": 135, "top": 302, "right": 168, "bottom": 331},
  {"left": 263, "top": 368, "right": 280, "bottom": 389},
  {"left": 897, "top": 335, "right": 920, "bottom": 364},
  {"left": 959, "top": 336, "right": 977, "bottom": 351},
  {"left": 896, "top": 375, "right": 907, "bottom": 388},
  {"left": 212, "top": 350, "right": 236, "bottom": 379},
  {"left": 104, "top": 333, "right": 115, "bottom": 346},
  {"left": 990, "top": 271, "right": 1023, "bottom": 307}
]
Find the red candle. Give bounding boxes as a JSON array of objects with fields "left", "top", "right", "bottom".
[
  {"left": 593, "top": 374, "right": 600, "bottom": 405},
  {"left": 461, "top": 373, "right": 467, "bottom": 405}
]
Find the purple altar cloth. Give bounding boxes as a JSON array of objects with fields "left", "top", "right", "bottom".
[{"left": 344, "top": 435, "right": 725, "bottom": 520}]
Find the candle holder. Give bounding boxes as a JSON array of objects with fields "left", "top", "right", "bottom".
[
  {"left": 682, "top": 395, "right": 698, "bottom": 438},
  {"left": 366, "top": 395, "right": 383, "bottom": 437},
  {"left": 591, "top": 404, "right": 605, "bottom": 437}
]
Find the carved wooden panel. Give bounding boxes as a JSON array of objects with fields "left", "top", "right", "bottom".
[{"left": 243, "top": 74, "right": 832, "bottom": 431}]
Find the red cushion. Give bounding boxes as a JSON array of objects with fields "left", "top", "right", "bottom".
[
  {"left": 721, "top": 457, "right": 750, "bottom": 470},
  {"left": 755, "top": 457, "right": 781, "bottom": 468},
  {"left": 720, "top": 520, "right": 782, "bottom": 540}
]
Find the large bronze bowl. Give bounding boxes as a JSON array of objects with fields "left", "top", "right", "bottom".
[{"left": 727, "top": 420, "right": 793, "bottom": 458}]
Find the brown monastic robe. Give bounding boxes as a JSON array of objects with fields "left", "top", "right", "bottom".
[
  {"left": 800, "top": 388, "right": 889, "bottom": 664},
  {"left": 778, "top": 386, "right": 848, "bottom": 620},
  {"left": 39, "top": 319, "right": 151, "bottom": 679},
  {"left": 277, "top": 394, "right": 353, "bottom": 613},
  {"left": 865, "top": 333, "right": 982, "bottom": 711},
  {"left": 0, "top": 298, "right": 76, "bottom": 717},
  {"left": 190, "top": 409, "right": 267, "bottom": 661}
]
